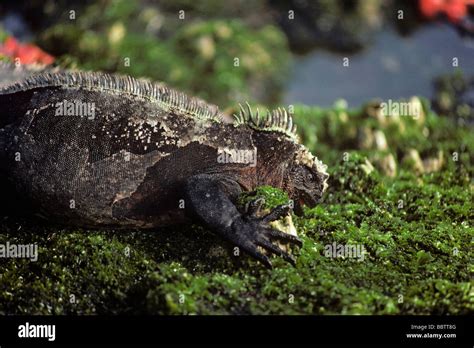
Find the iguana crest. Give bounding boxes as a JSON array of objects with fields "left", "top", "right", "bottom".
[
  {"left": 233, "top": 102, "right": 299, "bottom": 142},
  {"left": 0, "top": 69, "right": 223, "bottom": 122},
  {"left": 1, "top": 64, "right": 301, "bottom": 142}
]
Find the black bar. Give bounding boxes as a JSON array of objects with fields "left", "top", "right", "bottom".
[{"left": 0, "top": 315, "right": 472, "bottom": 345}]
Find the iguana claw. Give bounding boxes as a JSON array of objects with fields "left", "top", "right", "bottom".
[{"left": 231, "top": 199, "right": 302, "bottom": 268}]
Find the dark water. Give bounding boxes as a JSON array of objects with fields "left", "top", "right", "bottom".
[{"left": 285, "top": 23, "right": 474, "bottom": 107}]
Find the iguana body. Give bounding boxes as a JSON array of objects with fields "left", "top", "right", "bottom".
[{"left": 0, "top": 66, "right": 328, "bottom": 267}]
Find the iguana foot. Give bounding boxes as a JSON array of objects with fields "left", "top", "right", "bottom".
[
  {"left": 230, "top": 198, "right": 302, "bottom": 268},
  {"left": 184, "top": 174, "right": 302, "bottom": 268}
]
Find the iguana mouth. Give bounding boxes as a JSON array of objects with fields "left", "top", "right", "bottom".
[
  {"left": 294, "top": 193, "right": 318, "bottom": 216},
  {"left": 304, "top": 190, "right": 320, "bottom": 206}
]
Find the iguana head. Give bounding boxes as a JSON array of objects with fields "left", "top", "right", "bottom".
[
  {"left": 233, "top": 104, "right": 329, "bottom": 214},
  {"left": 288, "top": 145, "right": 329, "bottom": 215}
]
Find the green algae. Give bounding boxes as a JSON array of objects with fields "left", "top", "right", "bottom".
[
  {"left": 238, "top": 185, "right": 290, "bottom": 211},
  {"left": 0, "top": 100, "right": 472, "bottom": 315}
]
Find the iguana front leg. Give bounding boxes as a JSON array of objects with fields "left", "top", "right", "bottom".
[{"left": 184, "top": 174, "right": 302, "bottom": 268}]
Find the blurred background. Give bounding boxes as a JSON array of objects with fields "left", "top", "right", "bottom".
[{"left": 1, "top": 0, "right": 473, "bottom": 112}]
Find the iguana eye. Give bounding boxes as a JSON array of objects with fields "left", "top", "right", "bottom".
[{"left": 307, "top": 173, "right": 313, "bottom": 180}]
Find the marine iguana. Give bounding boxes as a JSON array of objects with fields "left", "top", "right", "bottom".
[{"left": 0, "top": 66, "right": 328, "bottom": 268}]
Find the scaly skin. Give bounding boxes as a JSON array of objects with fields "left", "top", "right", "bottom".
[{"left": 0, "top": 67, "right": 328, "bottom": 267}]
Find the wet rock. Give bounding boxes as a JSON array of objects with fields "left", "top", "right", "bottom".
[
  {"left": 373, "top": 152, "right": 397, "bottom": 177},
  {"left": 402, "top": 149, "right": 444, "bottom": 174},
  {"left": 196, "top": 35, "right": 215, "bottom": 60},
  {"left": 402, "top": 149, "right": 424, "bottom": 175},
  {"left": 423, "top": 150, "right": 445, "bottom": 173},
  {"left": 360, "top": 157, "right": 375, "bottom": 175},
  {"left": 108, "top": 22, "right": 125, "bottom": 45},
  {"left": 409, "top": 96, "right": 425, "bottom": 125},
  {"left": 356, "top": 128, "right": 388, "bottom": 151},
  {"left": 364, "top": 100, "right": 402, "bottom": 129},
  {"left": 365, "top": 100, "right": 385, "bottom": 122},
  {"left": 365, "top": 98, "right": 426, "bottom": 133},
  {"left": 357, "top": 126, "right": 374, "bottom": 149},
  {"left": 373, "top": 130, "right": 388, "bottom": 150}
]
